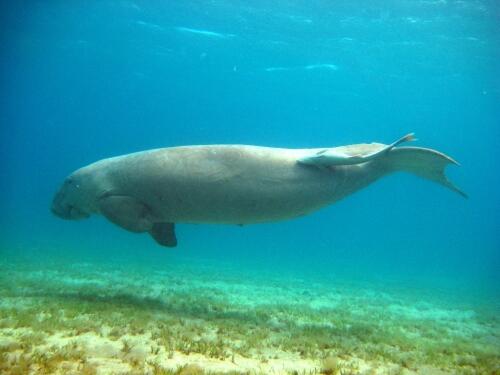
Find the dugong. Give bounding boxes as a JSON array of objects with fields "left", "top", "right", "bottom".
[{"left": 51, "top": 134, "right": 466, "bottom": 247}]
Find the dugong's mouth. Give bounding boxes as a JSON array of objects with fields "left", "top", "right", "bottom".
[
  {"left": 51, "top": 190, "right": 89, "bottom": 220},
  {"left": 51, "top": 202, "right": 89, "bottom": 220}
]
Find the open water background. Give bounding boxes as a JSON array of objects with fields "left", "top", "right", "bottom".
[{"left": 1, "top": 1, "right": 499, "bottom": 303}]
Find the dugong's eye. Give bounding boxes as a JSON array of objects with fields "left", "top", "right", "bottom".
[
  {"left": 65, "top": 178, "right": 81, "bottom": 189},
  {"left": 65, "top": 178, "right": 80, "bottom": 188}
]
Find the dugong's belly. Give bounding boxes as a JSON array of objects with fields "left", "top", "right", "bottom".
[
  {"left": 154, "top": 170, "right": 337, "bottom": 224},
  {"left": 103, "top": 146, "right": 341, "bottom": 224}
]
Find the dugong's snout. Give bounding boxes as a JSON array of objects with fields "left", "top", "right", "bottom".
[
  {"left": 51, "top": 193, "right": 89, "bottom": 220},
  {"left": 51, "top": 177, "right": 91, "bottom": 220},
  {"left": 50, "top": 197, "right": 73, "bottom": 220}
]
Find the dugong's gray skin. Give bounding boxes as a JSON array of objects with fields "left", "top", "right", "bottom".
[{"left": 51, "top": 140, "right": 465, "bottom": 247}]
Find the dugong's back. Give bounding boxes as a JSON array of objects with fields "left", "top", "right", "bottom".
[{"left": 98, "top": 145, "right": 339, "bottom": 224}]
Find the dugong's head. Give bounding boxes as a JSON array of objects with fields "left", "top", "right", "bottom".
[{"left": 51, "top": 168, "right": 98, "bottom": 220}]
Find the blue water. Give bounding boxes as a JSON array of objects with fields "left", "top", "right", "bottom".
[{"left": 1, "top": 1, "right": 499, "bottom": 302}]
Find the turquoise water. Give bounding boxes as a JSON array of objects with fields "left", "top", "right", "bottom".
[{"left": 1, "top": 1, "right": 499, "bottom": 374}]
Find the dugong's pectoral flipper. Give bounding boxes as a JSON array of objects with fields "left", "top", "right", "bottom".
[
  {"left": 98, "top": 195, "right": 178, "bottom": 247},
  {"left": 149, "top": 223, "right": 177, "bottom": 247},
  {"left": 98, "top": 195, "right": 154, "bottom": 232}
]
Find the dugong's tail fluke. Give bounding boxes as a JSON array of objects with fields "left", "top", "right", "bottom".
[{"left": 386, "top": 146, "right": 467, "bottom": 198}]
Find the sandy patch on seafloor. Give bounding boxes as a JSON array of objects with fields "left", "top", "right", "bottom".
[
  {"left": 0, "top": 328, "right": 418, "bottom": 374},
  {"left": 0, "top": 259, "right": 498, "bottom": 374}
]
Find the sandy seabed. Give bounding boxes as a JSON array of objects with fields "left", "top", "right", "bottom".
[{"left": 0, "top": 253, "right": 498, "bottom": 375}]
